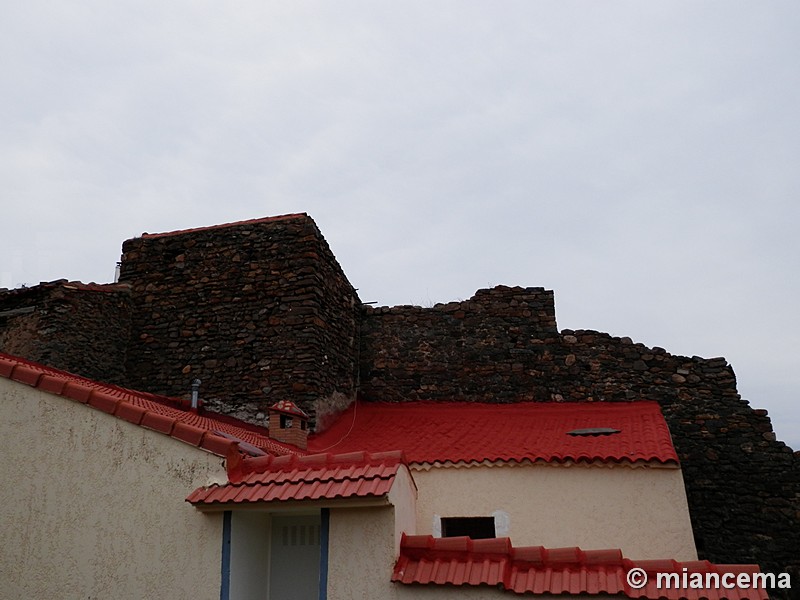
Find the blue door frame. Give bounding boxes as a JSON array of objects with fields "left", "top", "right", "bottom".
[
  {"left": 220, "top": 511, "right": 232, "bottom": 600},
  {"left": 318, "top": 508, "right": 330, "bottom": 599}
]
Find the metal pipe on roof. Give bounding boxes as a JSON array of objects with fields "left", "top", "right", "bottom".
[{"left": 191, "top": 378, "right": 201, "bottom": 410}]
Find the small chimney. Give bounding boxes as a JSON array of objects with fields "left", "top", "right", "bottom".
[{"left": 268, "top": 400, "right": 309, "bottom": 450}]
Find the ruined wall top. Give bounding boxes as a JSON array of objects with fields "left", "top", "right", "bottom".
[{"left": 119, "top": 213, "right": 360, "bottom": 424}]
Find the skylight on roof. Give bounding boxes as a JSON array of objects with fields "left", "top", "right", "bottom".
[{"left": 567, "top": 427, "right": 621, "bottom": 436}]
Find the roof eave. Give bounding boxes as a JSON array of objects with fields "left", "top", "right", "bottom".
[
  {"left": 188, "top": 494, "right": 394, "bottom": 513},
  {"left": 410, "top": 458, "right": 681, "bottom": 470}
]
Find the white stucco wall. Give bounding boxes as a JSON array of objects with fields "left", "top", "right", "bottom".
[
  {"left": 230, "top": 511, "right": 270, "bottom": 600},
  {"left": 389, "top": 465, "right": 418, "bottom": 553},
  {"left": 326, "top": 501, "right": 629, "bottom": 600},
  {"left": 326, "top": 462, "right": 418, "bottom": 599},
  {"left": 327, "top": 505, "right": 397, "bottom": 599},
  {"left": 327, "top": 501, "right": 620, "bottom": 600},
  {"left": 0, "top": 377, "right": 227, "bottom": 600},
  {"left": 412, "top": 462, "right": 697, "bottom": 561}
]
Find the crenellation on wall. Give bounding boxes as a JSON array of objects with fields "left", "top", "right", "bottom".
[{"left": 359, "top": 286, "right": 559, "bottom": 403}]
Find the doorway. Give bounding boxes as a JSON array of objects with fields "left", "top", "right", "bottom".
[{"left": 268, "top": 514, "right": 321, "bottom": 599}]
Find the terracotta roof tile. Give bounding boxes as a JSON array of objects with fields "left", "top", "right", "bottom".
[
  {"left": 37, "top": 374, "right": 67, "bottom": 395},
  {"left": 87, "top": 390, "right": 121, "bottom": 414},
  {"left": 63, "top": 381, "right": 93, "bottom": 403},
  {"left": 10, "top": 364, "right": 42, "bottom": 387},
  {"left": 0, "top": 359, "right": 13, "bottom": 378},
  {"left": 0, "top": 352, "right": 300, "bottom": 459},
  {"left": 116, "top": 402, "right": 147, "bottom": 425},
  {"left": 141, "top": 411, "right": 175, "bottom": 434},
  {"left": 393, "top": 535, "right": 766, "bottom": 600},
  {"left": 172, "top": 422, "right": 206, "bottom": 446},
  {"left": 187, "top": 450, "right": 407, "bottom": 506},
  {"left": 139, "top": 213, "right": 309, "bottom": 239},
  {"left": 309, "top": 401, "right": 679, "bottom": 466},
  {"left": 200, "top": 433, "right": 236, "bottom": 457}
]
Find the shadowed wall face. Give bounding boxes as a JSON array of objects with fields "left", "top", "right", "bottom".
[
  {"left": 119, "top": 215, "right": 360, "bottom": 425},
  {"left": 0, "top": 282, "right": 131, "bottom": 385}
]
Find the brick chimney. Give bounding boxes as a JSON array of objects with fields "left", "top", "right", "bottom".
[{"left": 268, "top": 400, "right": 309, "bottom": 450}]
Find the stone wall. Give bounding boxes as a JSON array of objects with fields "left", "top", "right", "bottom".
[
  {"left": 359, "top": 286, "right": 557, "bottom": 403},
  {"left": 359, "top": 286, "right": 800, "bottom": 585},
  {"left": 118, "top": 214, "right": 360, "bottom": 424},
  {"left": 0, "top": 281, "right": 131, "bottom": 384},
  {"left": 1, "top": 219, "right": 798, "bottom": 589}
]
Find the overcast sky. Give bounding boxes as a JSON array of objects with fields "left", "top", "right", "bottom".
[{"left": 1, "top": 2, "right": 798, "bottom": 448}]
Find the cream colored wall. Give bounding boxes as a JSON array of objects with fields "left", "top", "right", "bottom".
[
  {"left": 327, "top": 503, "right": 618, "bottom": 600},
  {"left": 325, "top": 448, "right": 696, "bottom": 599},
  {"left": 412, "top": 463, "right": 697, "bottom": 561},
  {"left": 326, "top": 463, "right": 419, "bottom": 599},
  {"left": 388, "top": 464, "right": 417, "bottom": 553},
  {"left": 328, "top": 505, "right": 397, "bottom": 599},
  {"left": 0, "top": 377, "right": 227, "bottom": 600},
  {"left": 326, "top": 501, "right": 626, "bottom": 600},
  {"left": 230, "top": 512, "right": 270, "bottom": 600}
]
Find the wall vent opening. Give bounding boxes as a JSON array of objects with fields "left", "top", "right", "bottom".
[
  {"left": 567, "top": 427, "right": 621, "bottom": 436},
  {"left": 441, "top": 517, "right": 496, "bottom": 539}
]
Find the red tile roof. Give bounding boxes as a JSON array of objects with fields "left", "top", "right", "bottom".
[
  {"left": 0, "top": 352, "right": 299, "bottom": 458},
  {"left": 393, "top": 535, "right": 766, "bottom": 600},
  {"left": 309, "top": 401, "right": 678, "bottom": 466},
  {"left": 139, "top": 213, "right": 309, "bottom": 239},
  {"left": 187, "top": 450, "right": 408, "bottom": 506}
]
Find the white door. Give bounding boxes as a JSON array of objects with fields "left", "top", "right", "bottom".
[{"left": 268, "top": 515, "right": 321, "bottom": 600}]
